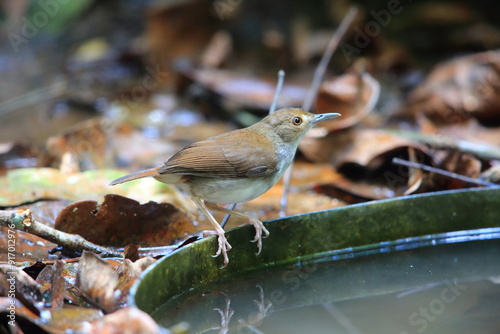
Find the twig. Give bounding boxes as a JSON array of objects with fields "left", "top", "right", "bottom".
[
  {"left": 392, "top": 158, "right": 499, "bottom": 187},
  {"left": 0, "top": 80, "right": 66, "bottom": 116},
  {"left": 0, "top": 209, "right": 122, "bottom": 257},
  {"left": 301, "top": 6, "right": 359, "bottom": 111},
  {"left": 280, "top": 6, "right": 358, "bottom": 216},
  {"left": 221, "top": 69, "right": 287, "bottom": 228},
  {"left": 269, "top": 69, "right": 286, "bottom": 114}
]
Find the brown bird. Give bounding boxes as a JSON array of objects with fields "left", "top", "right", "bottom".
[{"left": 109, "top": 108, "right": 340, "bottom": 264}]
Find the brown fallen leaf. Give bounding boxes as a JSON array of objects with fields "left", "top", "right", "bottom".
[
  {"left": 314, "top": 68, "right": 380, "bottom": 132},
  {"left": 423, "top": 150, "right": 483, "bottom": 191},
  {"left": 418, "top": 114, "right": 500, "bottom": 148},
  {"left": 334, "top": 129, "right": 427, "bottom": 173},
  {"left": 55, "top": 194, "right": 196, "bottom": 247},
  {"left": 90, "top": 306, "right": 161, "bottom": 334},
  {"left": 405, "top": 50, "right": 500, "bottom": 125},
  {"left": 37, "top": 261, "right": 83, "bottom": 306},
  {"left": 50, "top": 260, "right": 66, "bottom": 311},
  {"left": 76, "top": 252, "right": 118, "bottom": 313},
  {"left": 114, "top": 257, "right": 156, "bottom": 307},
  {"left": 146, "top": 0, "right": 217, "bottom": 85},
  {"left": 305, "top": 130, "right": 431, "bottom": 200},
  {"left": 0, "top": 226, "right": 58, "bottom": 268},
  {"left": 184, "top": 68, "right": 308, "bottom": 110},
  {"left": 37, "top": 258, "right": 125, "bottom": 309},
  {"left": 0, "top": 266, "right": 43, "bottom": 316},
  {"left": 299, "top": 66, "right": 380, "bottom": 162},
  {"left": 40, "top": 117, "right": 116, "bottom": 173},
  {"left": 404, "top": 147, "right": 424, "bottom": 195},
  {"left": 313, "top": 177, "right": 397, "bottom": 203},
  {"left": 123, "top": 244, "right": 141, "bottom": 262},
  {"left": 0, "top": 297, "right": 48, "bottom": 333}
]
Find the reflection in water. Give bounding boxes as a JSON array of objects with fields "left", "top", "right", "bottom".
[
  {"left": 213, "top": 293, "right": 233, "bottom": 334},
  {"left": 153, "top": 238, "right": 500, "bottom": 334},
  {"left": 235, "top": 285, "right": 272, "bottom": 333}
]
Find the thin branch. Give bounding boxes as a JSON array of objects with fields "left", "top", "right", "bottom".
[
  {"left": 301, "top": 6, "right": 358, "bottom": 111},
  {"left": 0, "top": 209, "right": 122, "bottom": 257},
  {"left": 280, "top": 6, "right": 358, "bottom": 216},
  {"left": 0, "top": 80, "right": 66, "bottom": 116},
  {"left": 392, "top": 158, "right": 499, "bottom": 187},
  {"left": 269, "top": 69, "right": 286, "bottom": 114}
]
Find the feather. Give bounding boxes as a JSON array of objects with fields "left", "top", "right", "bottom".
[{"left": 157, "top": 128, "right": 278, "bottom": 178}]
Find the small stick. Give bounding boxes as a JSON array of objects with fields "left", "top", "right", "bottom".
[
  {"left": 280, "top": 7, "right": 358, "bottom": 216},
  {"left": 269, "top": 69, "right": 286, "bottom": 114},
  {"left": 0, "top": 80, "right": 66, "bottom": 116},
  {"left": 392, "top": 158, "right": 498, "bottom": 187},
  {"left": 220, "top": 69, "right": 287, "bottom": 228},
  {"left": 302, "top": 6, "right": 359, "bottom": 111},
  {"left": 0, "top": 209, "right": 122, "bottom": 257}
]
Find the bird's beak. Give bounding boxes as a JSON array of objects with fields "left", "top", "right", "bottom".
[{"left": 313, "top": 112, "right": 341, "bottom": 124}]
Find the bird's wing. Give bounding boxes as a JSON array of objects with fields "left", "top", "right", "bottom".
[{"left": 157, "top": 129, "right": 278, "bottom": 178}]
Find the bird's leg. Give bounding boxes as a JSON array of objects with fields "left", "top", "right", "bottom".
[
  {"left": 205, "top": 202, "right": 270, "bottom": 255},
  {"left": 192, "top": 197, "right": 232, "bottom": 265}
]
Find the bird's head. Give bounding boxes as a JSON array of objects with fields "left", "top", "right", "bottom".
[{"left": 261, "top": 108, "right": 341, "bottom": 143}]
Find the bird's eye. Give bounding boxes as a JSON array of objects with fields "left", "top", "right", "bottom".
[{"left": 292, "top": 116, "right": 302, "bottom": 126}]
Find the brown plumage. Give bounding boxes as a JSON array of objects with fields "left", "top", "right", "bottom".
[{"left": 110, "top": 108, "right": 340, "bottom": 265}]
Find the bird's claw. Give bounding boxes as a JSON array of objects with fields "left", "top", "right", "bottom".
[
  {"left": 204, "top": 230, "right": 232, "bottom": 265},
  {"left": 248, "top": 218, "right": 270, "bottom": 255}
]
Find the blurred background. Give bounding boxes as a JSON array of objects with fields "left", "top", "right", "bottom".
[
  {"left": 1, "top": 0, "right": 500, "bottom": 209},
  {"left": 1, "top": 2, "right": 500, "bottom": 331}
]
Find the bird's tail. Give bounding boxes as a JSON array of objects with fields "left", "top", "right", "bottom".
[{"left": 109, "top": 167, "right": 160, "bottom": 186}]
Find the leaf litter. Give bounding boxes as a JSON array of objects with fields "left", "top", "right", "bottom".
[{"left": 1, "top": 1, "right": 500, "bottom": 332}]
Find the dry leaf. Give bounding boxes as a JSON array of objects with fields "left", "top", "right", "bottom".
[
  {"left": 299, "top": 67, "right": 380, "bottom": 162},
  {"left": 146, "top": 0, "right": 217, "bottom": 84},
  {"left": 37, "top": 261, "right": 84, "bottom": 306},
  {"left": 427, "top": 150, "right": 483, "bottom": 190},
  {"left": 114, "top": 257, "right": 156, "bottom": 306},
  {"left": 123, "top": 244, "right": 140, "bottom": 262},
  {"left": 77, "top": 252, "right": 118, "bottom": 313},
  {"left": 50, "top": 260, "right": 66, "bottom": 311},
  {"left": 404, "top": 147, "right": 424, "bottom": 195},
  {"left": 0, "top": 266, "right": 43, "bottom": 316},
  {"left": 185, "top": 68, "right": 307, "bottom": 109},
  {"left": 314, "top": 69, "right": 380, "bottom": 132},
  {"left": 334, "top": 129, "right": 426, "bottom": 172},
  {"left": 40, "top": 117, "right": 116, "bottom": 172},
  {"left": 0, "top": 297, "right": 47, "bottom": 333},
  {"left": 55, "top": 194, "right": 196, "bottom": 247},
  {"left": 405, "top": 50, "right": 500, "bottom": 125},
  {"left": 90, "top": 307, "right": 161, "bottom": 334}
]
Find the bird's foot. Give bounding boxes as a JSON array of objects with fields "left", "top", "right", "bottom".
[
  {"left": 248, "top": 218, "right": 270, "bottom": 255},
  {"left": 203, "top": 229, "right": 232, "bottom": 265}
]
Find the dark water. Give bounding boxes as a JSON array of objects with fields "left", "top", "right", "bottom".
[{"left": 152, "top": 237, "right": 500, "bottom": 334}]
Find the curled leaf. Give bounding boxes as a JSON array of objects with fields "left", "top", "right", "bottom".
[{"left": 55, "top": 194, "right": 196, "bottom": 247}]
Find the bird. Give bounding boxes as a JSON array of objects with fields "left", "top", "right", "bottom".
[{"left": 109, "top": 108, "right": 340, "bottom": 264}]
